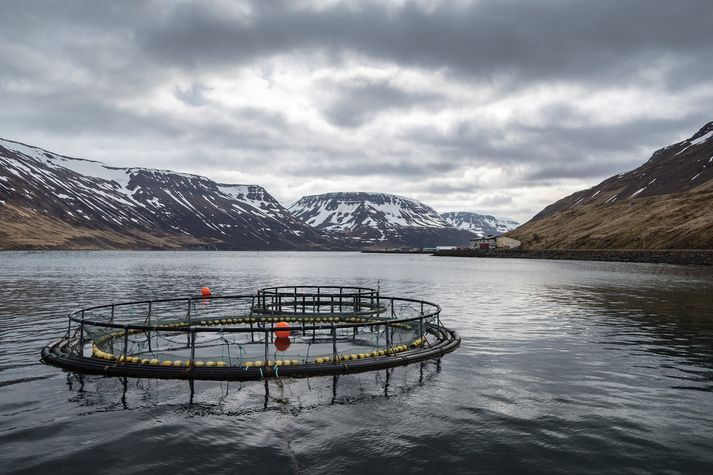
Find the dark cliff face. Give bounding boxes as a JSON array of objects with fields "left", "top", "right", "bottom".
[
  {"left": 531, "top": 121, "right": 713, "bottom": 222},
  {"left": 289, "top": 192, "right": 476, "bottom": 248},
  {"left": 0, "top": 138, "right": 337, "bottom": 250}
]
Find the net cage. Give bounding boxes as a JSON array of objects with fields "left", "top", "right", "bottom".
[{"left": 41, "top": 286, "right": 460, "bottom": 381}]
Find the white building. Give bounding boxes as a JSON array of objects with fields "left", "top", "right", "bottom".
[
  {"left": 470, "top": 235, "right": 521, "bottom": 250},
  {"left": 495, "top": 236, "right": 521, "bottom": 249},
  {"left": 470, "top": 235, "right": 497, "bottom": 249}
]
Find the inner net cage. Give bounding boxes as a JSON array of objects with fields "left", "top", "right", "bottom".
[{"left": 42, "top": 286, "right": 460, "bottom": 381}]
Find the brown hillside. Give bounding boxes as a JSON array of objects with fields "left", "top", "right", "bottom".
[
  {"left": 509, "top": 183, "right": 713, "bottom": 250},
  {"left": 0, "top": 204, "right": 202, "bottom": 250}
]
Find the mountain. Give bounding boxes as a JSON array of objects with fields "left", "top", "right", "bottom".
[
  {"left": 509, "top": 121, "right": 713, "bottom": 249},
  {"left": 441, "top": 212, "right": 519, "bottom": 237},
  {"left": 0, "top": 138, "right": 336, "bottom": 250},
  {"left": 289, "top": 192, "right": 476, "bottom": 248}
]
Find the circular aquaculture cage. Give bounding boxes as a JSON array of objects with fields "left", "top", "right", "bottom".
[{"left": 41, "top": 286, "right": 460, "bottom": 381}]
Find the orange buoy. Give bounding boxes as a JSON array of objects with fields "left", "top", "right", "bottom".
[
  {"left": 275, "top": 321, "right": 291, "bottom": 339},
  {"left": 201, "top": 287, "right": 212, "bottom": 297},
  {"left": 274, "top": 337, "right": 291, "bottom": 352}
]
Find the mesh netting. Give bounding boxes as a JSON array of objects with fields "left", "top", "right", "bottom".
[{"left": 77, "top": 287, "right": 437, "bottom": 369}]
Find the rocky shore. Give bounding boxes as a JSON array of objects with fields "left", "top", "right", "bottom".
[{"left": 433, "top": 249, "right": 713, "bottom": 266}]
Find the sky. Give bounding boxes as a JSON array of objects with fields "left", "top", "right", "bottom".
[{"left": 1, "top": 0, "right": 712, "bottom": 223}]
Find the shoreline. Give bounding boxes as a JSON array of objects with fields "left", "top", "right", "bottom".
[
  {"left": 360, "top": 249, "right": 433, "bottom": 254},
  {"left": 433, "top": 249, "right": 713, "bottom": 266}
]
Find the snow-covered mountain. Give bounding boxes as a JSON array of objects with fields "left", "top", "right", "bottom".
[
  {"left": 289, "top": 192, "right": 476, "bottom": 247},
  {"left": 441, "top": 212, "right": 519, "bottom": 236},
  {"left": 0, "top": 138, "right": 335, "bottom": 250}
]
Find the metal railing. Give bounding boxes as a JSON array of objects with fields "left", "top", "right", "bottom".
[{"left": 63, "top": 286, "right": 443, "bottom": 369}]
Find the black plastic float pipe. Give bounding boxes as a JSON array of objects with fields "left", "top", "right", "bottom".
[{"left": 41, "top": 325, "right": 460, "bottom": 381}]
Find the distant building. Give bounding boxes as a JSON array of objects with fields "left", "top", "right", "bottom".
[
  {"left": 436, "top": 245, "right": 458, "bottom": 251},
  {"left": 495, "top": 236, "right": 521, "bottom": 249},
  {"left": 470, "top": 235, "right": 497, "bottom": 249},
  {"left": 469, "top": 235, "right": 521, "bottom": 250}
]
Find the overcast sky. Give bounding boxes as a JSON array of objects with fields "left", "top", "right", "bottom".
[{"left": 1, "top": 0, "right": 712, "bottom": 223}]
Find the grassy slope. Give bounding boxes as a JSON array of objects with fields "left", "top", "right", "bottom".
[
  {"left": 0, "top": 204, "right": 202, "bottom": 250},
  {"left": 508, "top": 182, "right": 713, "bottom": 250}
]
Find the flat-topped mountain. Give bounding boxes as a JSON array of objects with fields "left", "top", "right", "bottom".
[
  {"left": 0, "top": 138, "right": 335, "bottom": 250},
  {"left": 441, "top": 212, "right": 519, "bottom": 237},
  {"left": 289, "top": 192, "right": 475, "bottom": 248},
  {"left": 510, "top": 121, "right": 713, "bottom": 249}
]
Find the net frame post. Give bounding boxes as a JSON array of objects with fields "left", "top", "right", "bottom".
[
  {"left": 264, "top": 329, "right": 269, "bottom": 368},
  {"left": 385, "top": 320, "right": 391, "bottom": 350},
  {"left": 190, "top": 329, "right": 196, "bottom": 367},
  {"left": 122, "top": 324, "right": 129, "bottom": 362},
  {"left": 78, "top": 318, "right": 84, "bottom": 357},
  {"left": 331, "top": 322, "right": 337, "bottom": 362}
]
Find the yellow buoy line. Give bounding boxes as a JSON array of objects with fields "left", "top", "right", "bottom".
[
  {"left": 91, "top": 314, "right": 415, "bottom": 360},
  {"left": 42, "top": 287, "right": 458, "bottom": 381},
  {"left": 90, "top": 337, "right": 426, "bottom": 368}
]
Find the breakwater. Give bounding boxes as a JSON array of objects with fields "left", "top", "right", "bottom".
[{"left": 433, "top": 249, "right": 713, "bottom": 266}]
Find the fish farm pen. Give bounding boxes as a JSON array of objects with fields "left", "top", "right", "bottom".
[{"left": 41, "top": 286, "right": 460, "bottom": 381}]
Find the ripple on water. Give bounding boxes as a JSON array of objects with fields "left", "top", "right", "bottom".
[{"left": 1, "top": 252, "right": 713, "bottom": 474}]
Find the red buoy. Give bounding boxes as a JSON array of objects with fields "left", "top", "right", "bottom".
[
  {"left": 201, "top": 287, "right": 212, "bottom": 297},
  {"left": 274, "top": 337, "right": 291, "bottom": 352},
  {"left": 275, "top": 321, "right": 291, "bottom": 339}
]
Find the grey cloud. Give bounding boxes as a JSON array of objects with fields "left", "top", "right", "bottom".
[
  {"left": 401, "top": 112, "right": 713, "bottom": 184},
  {"left": 1, "top": 0, "right": 713, "bottom": 222},
  {"left": 323, "top": 80, "right": 443, "bottom": 128},
  {"left": 130, "top": 0, "right": 713, "bottom": 88},
  {"left": 174, "top": 83, "right": 211, "bottom": 107},
  {"left": 0, "top": 89, "right": 180, "bottom": 138},
  {"left": 285, "top": 156, "right": 461, "bottom": 178}
]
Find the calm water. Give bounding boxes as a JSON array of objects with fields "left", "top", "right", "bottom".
[{"left": 1, "top": 252, "right": 713, "bottom": 474}]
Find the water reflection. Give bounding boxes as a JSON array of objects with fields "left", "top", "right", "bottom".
[
  {"left": 59, "top": 361, "right": 442, "bottom": 416},
  {"left": 2, "top": 252, "right": 713, "bottom": 474},
  {"left": 537, "top": 282, "right": 713, "bottom": 390}
]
